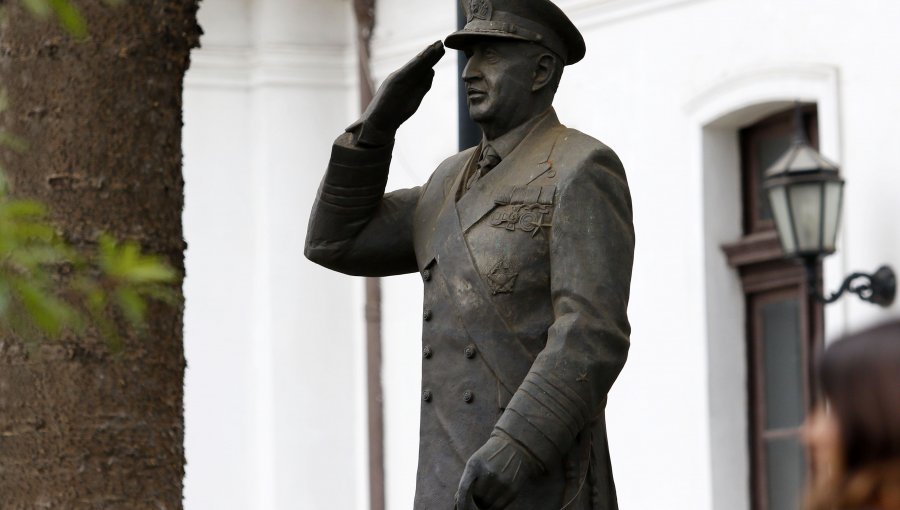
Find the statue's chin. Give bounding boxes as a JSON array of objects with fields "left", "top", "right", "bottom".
[
  {"left": 466, "top": 98, "right": 492, "bottom": 122},
  {"left": 467, "top": 108, "right": 492, "bottom": 126}
]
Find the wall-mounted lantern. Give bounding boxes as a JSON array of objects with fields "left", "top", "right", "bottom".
[{"left": 764, "top": 107, "right": 895, "bottom": 307}]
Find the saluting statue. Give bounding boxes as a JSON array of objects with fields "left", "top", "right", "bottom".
[{"left": 305, "top": 0, "right": 634, "bottom": 508}]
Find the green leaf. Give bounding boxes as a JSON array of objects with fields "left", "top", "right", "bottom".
[
  {"left": 11, "top": 277, "right": 74, "bottom": 336},
  {"left": 98, "top": 232, "right": 117, "bottom": 255},
  {"left": 0, "top": 215, "right": 178, "bottom": 345},
  {"left": 8, "top": 223, "right": 57, "bottom": 244},
  {"left": 48, "top": 0, "right": 87, "bottom": 39},
  {"left": 7, "top": 245, "right": 69, "bottom": 266},
  {"left": 97, "top": 235, "right": 176, "bottom": 283},
  {"left": 0, "top": 132, "right": 28, "bottom": 153},
  {"left": 0, "top": 200, "right": 48, "bottom": 219},
  {"left": 121, "top": 262, "right": 177, "bottom": 284},
  {"left": 73, "top": 276, "right": 107, "bottom": 314},
  {"left": 137, "top": 284, "right": 179, "bottom": 306},
  {"left": 115, "top": 287, "right": 145, "bottom": 326},
  {"left": 21, "top": 0, "right": 52, "bottom": 18},
  {"left": 87, "top": 287, "right": 105, "bottom": 311},
  {"left": 87, "top": 308, "right": 121, "bottom": 352}
]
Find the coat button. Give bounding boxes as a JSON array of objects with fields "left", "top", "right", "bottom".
[
  {"left": 464, "top": 344, "right": 476, "bottom": 359},
  {"left": 423, "top": 345, "right": 433, "bottom": 359},
  {"left": 422, "top": 269, "right": 432, "bottom": 282},
  {"left": 423, "top": 308, "right": 432, "bottom": 321},
  {"left": 423, "top": 390, "right": 432, "bottom": 402},
  {"left": 463, "top": 390, "right": 474, "bottom": 403}
]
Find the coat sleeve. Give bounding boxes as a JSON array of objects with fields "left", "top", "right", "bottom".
[
  {"left": 494, "top": 145, "right": 634, "bottom": 469},
  {"left": 304, "top": 132, "right": 421, "bottom": 276}
]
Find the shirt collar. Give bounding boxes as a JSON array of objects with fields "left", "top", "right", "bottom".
[{"left": 482, "top": 108, "right": 552, "bottom": 160}]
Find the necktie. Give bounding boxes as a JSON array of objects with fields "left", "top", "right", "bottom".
[{"left": 466, "top": 144, "right": 501, "bottom": 190}]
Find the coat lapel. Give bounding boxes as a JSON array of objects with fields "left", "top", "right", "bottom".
[
  {"left": 413, "top": 148, "right": 477, "bottom": 270},
  {"left": 456, "top": 111, "right": 565, "bottom": 233}
]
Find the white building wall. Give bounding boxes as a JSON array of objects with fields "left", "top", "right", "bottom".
[
  {"left": 183, "top": 0, "right": 900, "bottom": 509},
  {"left": 369, "top": 1, "right": 900, "bottom": 509}
]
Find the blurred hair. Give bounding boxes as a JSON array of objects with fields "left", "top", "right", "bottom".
[
  {"left": 821, "top": 320, "right": 900, "bottom": 469},
  {"left": 805, "top": 320, "right": 900, "bottom": 510}
]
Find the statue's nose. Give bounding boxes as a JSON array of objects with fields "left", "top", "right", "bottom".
[{"left": 461, "top": 57, "right": 481, "bottom": 82}]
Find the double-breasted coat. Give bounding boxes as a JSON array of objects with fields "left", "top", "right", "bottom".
[{"left": 305, "top": 109, "right": 634, "bottom": 510}]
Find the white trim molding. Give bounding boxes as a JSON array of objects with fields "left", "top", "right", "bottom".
[
  {"left": 370, "top": 0, "right": 715, "bottom": 69},
  {"left": 561, "top": 0, "right": 716, "bottom": 30},
  {"left": 685, "top": 63, "right": 842, "bottom": 161},
  {"left": 187, "top": 44, "right": 355, "bottom": 90}
]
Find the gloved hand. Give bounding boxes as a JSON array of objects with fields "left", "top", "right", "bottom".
[
  {"left": 455, "top": 433, "right": 542, "bottom": 510},
  {"left": 353, "top": 40, "right": 445, "bottom": 146}
]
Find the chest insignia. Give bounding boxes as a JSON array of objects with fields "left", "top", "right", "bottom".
[
  {"left": 486, "top": 259, "right": 517, "bottom": 295},
  {"left": 489, "top": 185, "right": 555, "bottom": 236}
]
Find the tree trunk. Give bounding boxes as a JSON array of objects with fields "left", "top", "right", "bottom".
[{"left": 0, "top": 1, "right": 200, "bottom": 507}]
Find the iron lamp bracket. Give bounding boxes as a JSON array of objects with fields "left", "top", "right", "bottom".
[{"left": 805, "top": 262, "right": 896, "bottom": 307}]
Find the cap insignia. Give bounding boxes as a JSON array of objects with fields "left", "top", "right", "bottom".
[{"left": 466, "top": 0, "right": 492, "bottom": 22}]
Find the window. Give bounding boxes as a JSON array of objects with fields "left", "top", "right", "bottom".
[
  {"left": 723, "top": 105, "right": 823, "bottom": 510},
  {"left": 740, "top": 106, "right": 819, "bottom": 234}
]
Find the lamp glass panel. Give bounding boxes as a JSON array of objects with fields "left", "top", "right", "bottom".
[
  {"left": 822, "top": 180, "right": 843, "bottom": 253},
  {"left": 768, "top": 185, "right": 796, "bottom": 254},
  {"left": 788, "top": 182, "right": 823, "bottom": 253}
]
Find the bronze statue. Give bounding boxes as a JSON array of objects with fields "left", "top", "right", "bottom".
[{"left": 305, "top": 0, "right": 634, "bottom": 508}]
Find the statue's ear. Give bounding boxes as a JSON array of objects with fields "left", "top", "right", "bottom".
[{"left": 532, "top": 53, "right": 557, "bottom": 92}]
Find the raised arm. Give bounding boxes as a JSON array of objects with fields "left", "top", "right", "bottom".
[{"left": 304, "top": 42, "right": 445, "bottom": 276}]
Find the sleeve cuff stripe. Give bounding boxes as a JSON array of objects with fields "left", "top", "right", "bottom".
[
  {"left": 529, "top": 372, "right": 591, "bottom": 421},
  {"left": 503, "top": 408, "right": 566, "bottom": 457},
  {"left": 320, "top": 193, "right": 384, "bottom": 204},
  {"left": 518, "top": 385, "right": 580, "bottom": 440},
  {"left": 321, "top": 185, "right": 385, "bottom": 194},
  {"left": 329, "top": 162, "right": 390, "bottom": 171}
]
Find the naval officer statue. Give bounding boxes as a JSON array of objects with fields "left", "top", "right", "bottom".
[{"left": 305, "top": 0, "right": 634, "bottom": 508}]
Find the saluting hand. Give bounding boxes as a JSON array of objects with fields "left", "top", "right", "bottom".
[
  {"left": 455, "top": 434, "right": 541, "bottom": 510},
  {"left": 359, "top": 41, "right": 445, "bottom": 142}
]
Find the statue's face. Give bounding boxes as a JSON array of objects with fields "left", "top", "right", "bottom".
[{"left": 462, "top": 40, "right": 541, "bottom": 138}]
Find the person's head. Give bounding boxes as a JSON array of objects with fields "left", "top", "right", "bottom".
[
  {"left": 444, "top": 0, "right": 583, "bottom": 139},
  {"left": 803, "top": 320, "right": 900, "bottom": 510},
  {"left": 458, "top": 39, "right": 562, "bottom": 139}
]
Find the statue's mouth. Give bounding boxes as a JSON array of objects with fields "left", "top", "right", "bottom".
[{"left": 466, "top": 87, "right": 487, "bottom": 100}]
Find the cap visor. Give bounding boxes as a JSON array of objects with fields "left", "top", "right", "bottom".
[{"left": 444, "top": 29, "right": 532, "bottom": 50}]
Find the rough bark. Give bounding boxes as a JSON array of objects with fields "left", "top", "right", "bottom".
[{"left": 0, "top": 1, "right": 200, "bottom": 508}]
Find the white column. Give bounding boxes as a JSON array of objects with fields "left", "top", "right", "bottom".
[
  {"left": 183, "top": 1, "right": 255, "bottom": 508},
  {"left": 184, "top": 0, "right": 366, "bottom": 508}
]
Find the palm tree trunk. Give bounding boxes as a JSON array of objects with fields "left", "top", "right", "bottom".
[{"left": 0, "top": 1, "right": 200, "bottom": 507}]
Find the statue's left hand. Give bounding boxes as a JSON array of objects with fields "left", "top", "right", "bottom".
[{"left": 455, "top": 435, "right": 540, "bottom": 510}]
